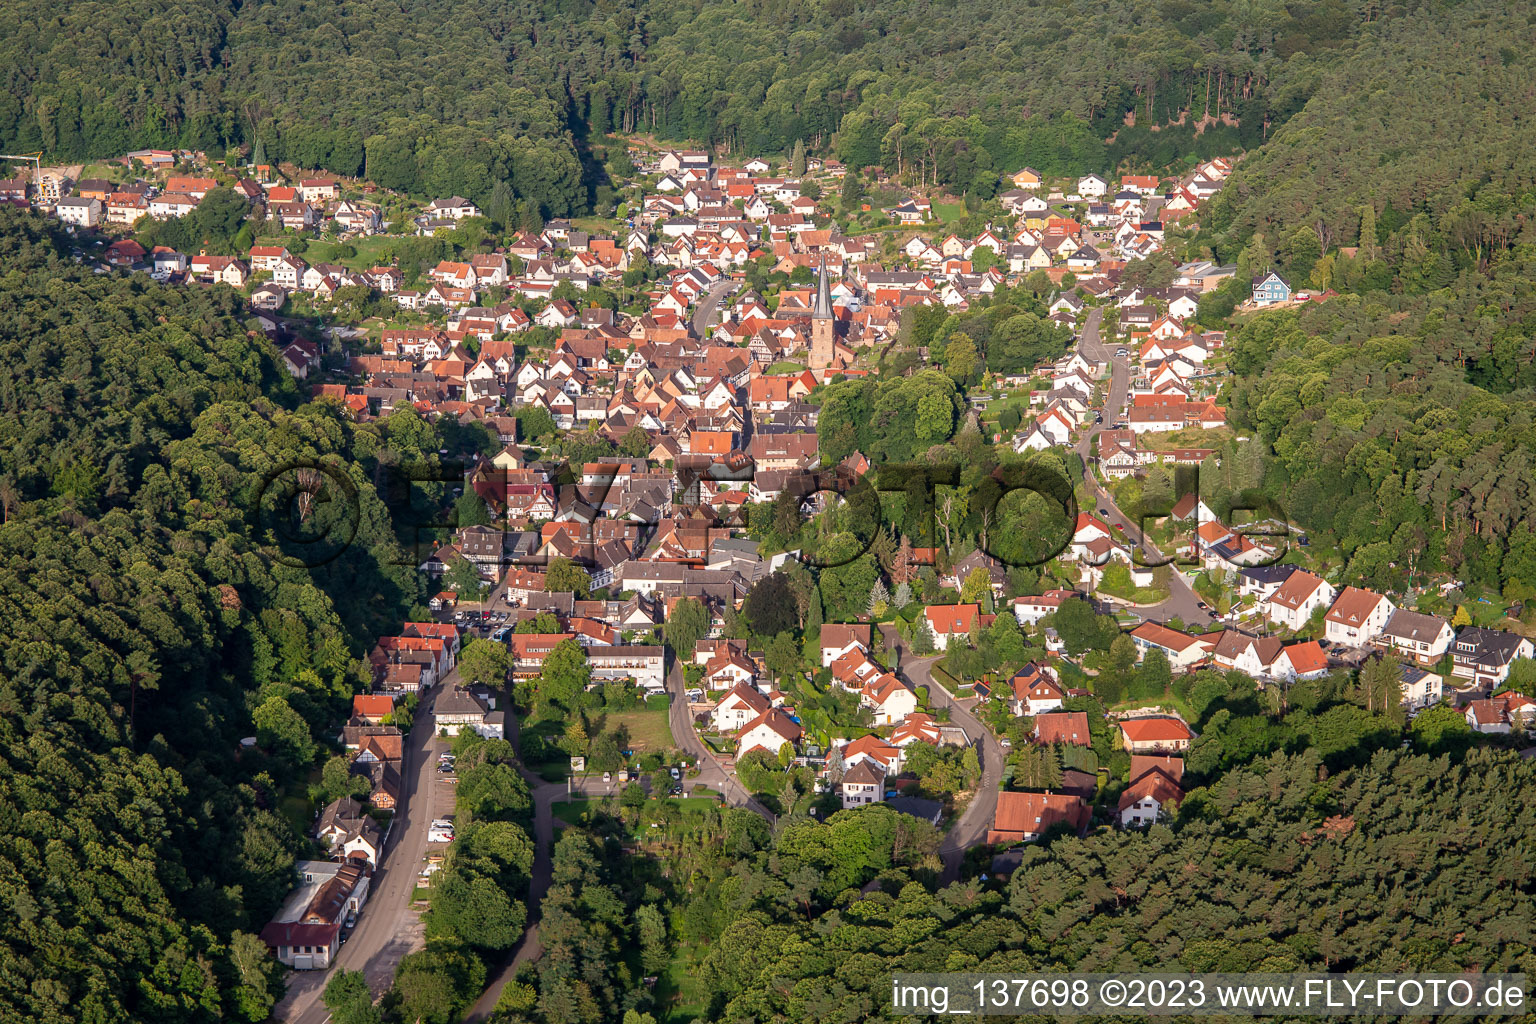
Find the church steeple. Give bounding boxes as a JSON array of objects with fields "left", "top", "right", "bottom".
[
  {"left": 809, "top": 254, "right": 835, "bottom": 369},
  {"left": 812, "top": 254, "right": 834, "bottom": 321}
]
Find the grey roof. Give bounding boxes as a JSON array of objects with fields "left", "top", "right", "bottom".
[
  {"left": 1381, "top": 609, "right": 1450, "bottom": 643},
  {"left": 1240, "top": 564, "right": 1298, "bottom": 586},
  {"left": 884, "top": 796, "right": 943, "bottom": 823},
  {"left": 812, "top": 256, "right": 834, "bottom": 320}
]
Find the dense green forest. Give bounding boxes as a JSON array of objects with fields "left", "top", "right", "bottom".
[
  {"left": 0, "top": 0, "right": 1458, "bottom": 212},
  {"left": 480, "top": 750, "right": 1536, "bottom": 1024},
  {"left": 0, "top": 209, "right": 435, "bottom": 1022}
]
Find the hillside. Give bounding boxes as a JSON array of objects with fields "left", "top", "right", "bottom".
[
  {"left": 0, "top": 0, "right": 1407, "bottom": 210},
  {"left": 0, "top": 209, "right": 423, "bottom": 1022}
]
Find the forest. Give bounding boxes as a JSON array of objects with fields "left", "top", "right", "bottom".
[
  {"left": 0, "top": 208, "right": 441, "bottom": 1022},
  {"left": 0, "top": 0, "right": 1451, "bottom": 214},
  {"left": 470, "top": 749, "right": 1536, "bottom": 1024}
]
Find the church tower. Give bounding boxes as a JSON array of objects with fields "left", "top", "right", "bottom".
[{"left": 810, "top": 255, "right": 835, "bottom": 369}]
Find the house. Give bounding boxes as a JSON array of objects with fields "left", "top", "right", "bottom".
[
  {"left": 259, "top": 861, "right": 370, "bottom": 970},
  {"left": 314, "top": 796, "right": 367, "bottom": 846},
  {"left": 860, "top": 674, "right": 919, "bottom": 726},
  {"left": 1275, "top": 640, "right": 1330, "bottom": 682},
  {"left": 842, "top": 734, "right": 902, "bottom": 774},
  {"left": 55, "top": 197, "right": 102, "bottom": 227},
  {"left": 1128, "top": 621, "right": 1209, "bottom": 670},
  {"left": 1118, "top": 756, "right": 1183, "bottom": 827},
  {"left": 712, "top": 682, "right": 770, "bottom": 732},
  {"left": 1010, "top": 167, "right": 1043, "bottom": 190},
  {"left": 430, "top": 685, "right": 506, "bottom": 739},
  {"left": 1252, "top": 270, "right": 1291, "bottom": 306},
  {"left": 1373, "top": 609, "right": 1454, "bottom": 666},
  {"left": 704, "top": 647, "right": 757, "bottom": 690},
  {"left": 1323, "top": 587, "right": 1395, "bottom": 646},
  {"left": 351, "top": 694, "right": 395, "bottom": 724},
  {"left": 1399, "top": 664, "right": 1443, "bottom": 710},
  {"left": 924, "top": 604, "right": 983, "bottom": 650},
  {"left": 1077, "top": 174, "right": 1109, "bottom": 198},
  {"left": 1463, "top": 693, "right": 1536, "bottom": 734},
  {"left": 1451, "top": 627, "right": 1536, "bottom": 688},
  {"left": 986, "top": 791, "right": 1089, "bottom": 843},
  {"left": 840, "top": 759, "right": 886, "bottom": 809},
  {"left": 1033, "top": 711, "right": 1091, "bottom": 747},
  {"left": 1209, "top": 629, "right": 1284, "bottom": 679},
  {"left": 1118, "top": 716, "right": 1194, "bottom": 754},
  {"left": 736, "top": 707, "right": 804, "bottom": 760},
  {"left": 1011, "top": 590, "right": 1079, "bottom": 626},
  {"left": 587, "top": 645, "right": 667, "bottom": 690},
  {"left": 1265, "top": 570, "right": 1336, "bottom": 631},
  {"left": 821, "top": 623, "right": 872, "bottom": 666},
  {"left": 1009, "top": 663, "right": 1064, "bottom": 715}
]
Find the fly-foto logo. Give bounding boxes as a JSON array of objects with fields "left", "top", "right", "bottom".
[{"left": 250, "top": 457, "right": 1288, "bottom": 572}]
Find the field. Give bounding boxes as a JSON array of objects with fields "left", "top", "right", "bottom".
[
  {"left": 933, "top": 201, "right": 965, "bottom": 223},
  {"left": 592, "top": 706, "right": 675, "bottom": 753}
]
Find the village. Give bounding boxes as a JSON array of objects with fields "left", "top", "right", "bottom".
[{"left": 9, "top": 140, "right": 1536, "bottom": 981}]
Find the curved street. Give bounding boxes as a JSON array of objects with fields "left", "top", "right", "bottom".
[
  {"left": 1072, "top": 307, "right": 1212, "bottom": 630},
  {"left": 691, "top": 277, "right": 736, "bottom": 339},
  {"left": 896, "top": 652, "right": 1006, "bottom": 884}
]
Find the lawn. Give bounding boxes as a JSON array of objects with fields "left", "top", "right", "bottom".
[
  {"left": 657, "top": 942, "right": 712, "bottom": 1023},
  {"left": 595, "top": 706, "right": 675, "bottom": 753},
  {"left": 933, "top": 202, "right": 965, "bottom": 223},
  {"left": 302, "top": 235, "right": 400, "bottom": 271},
  {"left": 765, "top": 361, "right": 807, "bottom": 374}
]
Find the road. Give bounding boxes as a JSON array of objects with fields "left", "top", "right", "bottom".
[
  {"left": 276, "top": 684, "right": 447, "bottom": 1024},
  {"left": 691, "top": 278, "right": 735, "bottom": 339},
  {"left": 897, "top": 652, "right": 1006, "bottom": 884},
  {"left": 664, "top": 657, "right": 777, "bottom": 817},
  {"left": 1071, "top": 308, "right": 1212, "bottom": 630}
]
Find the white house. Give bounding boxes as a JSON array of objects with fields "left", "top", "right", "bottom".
[
  {"left": 1265, "top": 571, "right": 1336, "bottom": 631},
  {"left": 712, "top": 682, "right": 770, "bottom": 732},
  {"left": 1323, "top": 587, "right": 1395, "bottom": 646},
  {"left": 839, "top": 760, "right": 886, "bottom": 809},
  {"left": 1373, "top": 609, "right": 1454, "bottom": 666},
  {"left": 736, "top": 708, "right": 804, "bottom": 760},
  {"left": 1077, "top": 174, "right": 1109, "bottom": 198}
]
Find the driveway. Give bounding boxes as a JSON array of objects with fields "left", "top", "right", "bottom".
[
  {"left": 897, "top": 652, "right": 1005, "bottom": 885},
  {"left": 276, "top": 684, "right": 447, "bottom": 1023}
]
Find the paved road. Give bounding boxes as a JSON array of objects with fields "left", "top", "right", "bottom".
[
  {"left": 898, "top": 653, "right": 1005, "bottom": 884},
  {"left": 1071, "top": 309, "right": 1212, "bottom": 630},
  {"left": 664, "top": 657, "right": 776, "bottom": 817},
  {"left": 691, "top": 278, "right": 735, "bottom": 339},
  {"left": 276, "top": 685, "right": 447, "bottom": 1023}
]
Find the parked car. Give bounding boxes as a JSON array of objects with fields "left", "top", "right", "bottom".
[
  {"left": 669, "top": 767, "right": 681, "bottom": 780},
  {"left": 603, "top": 771, "right": 611, "bottom": 783}
]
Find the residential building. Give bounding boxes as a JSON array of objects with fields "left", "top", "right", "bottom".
[
  {"left": 1373, "top": 609, "right": 1454, "bottom": 666},
  {"left": 840, "top": 759, "right": 886, "bottom": 809},
  {"left": 1118, "top": 756, "right": 1184, "bottom": 827},
  {"left": 260, "top": 861, "right": 370, "bottom": 970},
  {"left": 986, "top": 791, "right": 1090, "bottom": 843},
  {"left": 1118, "top": 716, "right": 1195, "bottom": 754},
  {"left": 736, "top": 707, "right": 804, "bottom": 760},
  {"left": 1324, "top": 587, "right": 1395, "bottom": 646},
  {"left": 712, "top": 682, "right": 770, "bottom": 732},
  {"left": 1451, "top": 628, "right": 1536, "bottom": 688},
  {"left": 1265, "top": 571, "right": 1336, "bottom": 631}
]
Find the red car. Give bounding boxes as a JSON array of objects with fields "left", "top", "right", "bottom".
[{"left": 1113, "top": 522, "right": 1124, "bottom": 531}]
